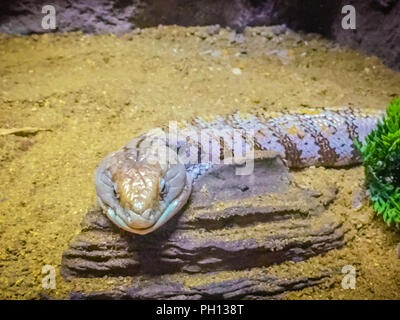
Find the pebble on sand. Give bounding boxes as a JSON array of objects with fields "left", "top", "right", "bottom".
[{"left": 231, "top": 68, "right": 242, "bottom": 75}]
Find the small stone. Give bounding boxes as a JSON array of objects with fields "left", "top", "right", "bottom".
[
  {"left": 206, "top": 24, "right": 220, "bottom": 36},
  {"left": 132, "top": 28, "right": 141, "bottom": 35},
  {"left": 265, "top": 50, "right": 287, "bottom": 59},
  {"left": 199, "top": 49, "right": 220, "bottom": 57},
  {"left": 352, "top": 188, "right": 367, "bottom": 210},
  {"left": 232, "top": 68, "right": 241, "bottom": 75},
  {"left": 228, "top": 32, "right": 244, "bottom": 44},
  {"left": 271, "top": 24, "right": 287, "bottom": 35}
]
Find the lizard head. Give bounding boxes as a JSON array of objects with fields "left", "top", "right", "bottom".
[{"left": 95, "top": 146, "right": 191, "bottom": 235}]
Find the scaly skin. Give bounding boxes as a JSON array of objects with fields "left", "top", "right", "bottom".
[{"left": 95, "top": 107, "right": 384, "bottom": 234}]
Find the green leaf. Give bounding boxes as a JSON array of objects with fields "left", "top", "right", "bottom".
[{"left": 357, "top": 97, "right": 400, "bottom": 227}]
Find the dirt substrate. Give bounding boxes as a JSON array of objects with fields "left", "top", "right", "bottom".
[{"left": 0, "top": 25, "right": 399, "bottom": 299}]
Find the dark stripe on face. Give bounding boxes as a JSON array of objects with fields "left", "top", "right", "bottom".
[{"left": 135, "top": 135, "right": 147, "bottom": 149}]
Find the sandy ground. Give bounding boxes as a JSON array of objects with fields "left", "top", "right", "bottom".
[{"left": 0, "top": 26, "right": 399, "bottom": 299}]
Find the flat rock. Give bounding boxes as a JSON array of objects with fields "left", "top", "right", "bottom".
[
  {"left": 62, "top": 156, "right": 343, "bottom": 275},
  {"left": 69, "top": 271, "right": 332, "bottom": 300},
  {"left": 61, "top": 155, "right": 346, "bottom": 299}
]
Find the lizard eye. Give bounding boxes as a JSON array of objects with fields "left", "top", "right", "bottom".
[
  {"left": 113, "top": 184, "right": 119, "bottom": 199},
  {"left": 160, "top": 178, "right": 167, "bottom": 195}
]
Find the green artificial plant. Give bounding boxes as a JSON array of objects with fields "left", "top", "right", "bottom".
[{"left": 356, "top": 98, "right": 400, "bottom": 226}]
